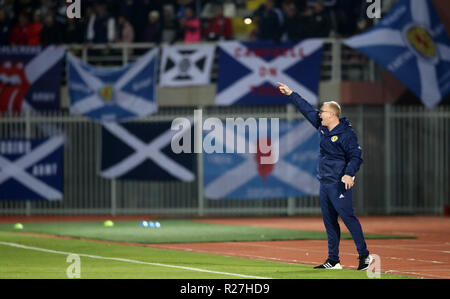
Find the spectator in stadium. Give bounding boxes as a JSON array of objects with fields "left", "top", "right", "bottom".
[
  {"left": 176, "top": 0, "right": 196, "bottom": 19},
  {"left": 179, "top": 6, "right": 201, "bottom": 43},
  {"left": 161, "top": 5, "right": 179, "bottom": 44},
  {"left": 85, "top": 5, "right": 96, "bottom": 43},
  {"left": 280, "top": 0, "right": 295, "bottom": 14},
  {"left": 27, "top": 9, "right": 43, "bottom": 45},
  {"left": 92, "top": 2, "right": 115, "bottom": 44},
  {"left": 40, "top": 12, "right": 63, "bottom": 45},
  {"left": 53, "top": 0, "right": 69, "bottom": 30},
  {"left": 0, "top": 8, "right": 12, "bottom": 45},
  {"left": 204, "top": 4, "right": 233, "bottom": 41},
  {"left": 38, "top": 0, "right": 56, "bottom": 19},
  {"left": 1, "top": 0, "right": 15, "bottom": 22},
  {"left": 252, "top": 0, "right": 284, "bottom": 42},
  {"left": 115, "top": 16, "right": 135, "bottom": 43},
  {"left": 13, "top": 0, "right": 37, "bottom": 18},
  {"left": 333, "top": 0, "right": 362, "bottom": 37},
  {"left": 282, "top": 3, "right": 305, "bottom": 42},
  {"left": 142, "top": 10, "right": 162, "bottom": 43},
  {"left": 293, "top": 0, "right": 307, "bottom": 12},
  {"left": 117, "top": 0, "right": 135, "bottom": 21},
  {"left": 303, "top": 0, "right": 331, "bottom": 38},
  {"left": 64, "top": 17, "right": 84, "bottom": 44},
  {"left": 131, "top": 0, "right": 163, "bottom": 42},
  {"left": 8, "top": 13, "right": 30, "bottom": 45}
]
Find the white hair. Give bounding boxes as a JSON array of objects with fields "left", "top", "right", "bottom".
[{"left": 323, "top": 101, "right": 341, "bottom": 117}]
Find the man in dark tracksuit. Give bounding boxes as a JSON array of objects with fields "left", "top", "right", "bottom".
[{"left": 277, "top": 82, "right": 373, "bottom": 271}]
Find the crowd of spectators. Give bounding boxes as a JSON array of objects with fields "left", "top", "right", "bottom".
[
  {"left": 251, "top": 0, "right": 384, "bottom": 42},
  {"left": 0, "top": 0, "right": 394, "bottom": 46}
]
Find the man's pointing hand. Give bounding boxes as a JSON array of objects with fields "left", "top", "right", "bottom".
[{"left": 277, "top": 82, "right": 293, "bottom": 96}]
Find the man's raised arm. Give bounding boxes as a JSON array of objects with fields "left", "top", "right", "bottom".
[{"left": 277, "top": 82, "right": 321, "bottom": 129}]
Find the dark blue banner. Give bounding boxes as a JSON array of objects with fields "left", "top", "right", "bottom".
[
  {"left": 0, "top": 46, "right": 65, "bottom": 112},
  {"left": 101, "top": 122, "right": 195, "bottom": 181},
  {"left": 216, "top": 40, "right": 323, "bottom": 106},
  {"left": 0, "top": 137, "right": 64, "bottom": 201}
]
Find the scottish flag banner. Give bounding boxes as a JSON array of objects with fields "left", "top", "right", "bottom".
[
  {"left": 0, "top": 137, "right": 64, "bottom": 201},
  {"left": 101, "top": 122, "right": 195, "bottom": 181},
  {"left": 203, "top": 120, "right": 320, "bottom": 199},
  {"left": 216, "top": 40, "right": 323, "bottom": 106},
  {"left": 345, "top": 0, "right": 450, "bottom": 108},
  {"left": 67, "top": 49, "right": 158, "bottom": 122},
  {"left": 0, "top": 46, "right": 65, "bottom": 112}
]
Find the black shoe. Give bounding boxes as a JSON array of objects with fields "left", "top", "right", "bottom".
[
  {"left": 357, "top": 255, "right": 374, "bottom": 270},
  {"left": 314, "top": 259, "right": 343, "bottom": 269}
]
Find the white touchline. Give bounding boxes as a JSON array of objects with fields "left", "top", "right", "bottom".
[{"left": 0, "top": 241, "right": 271, "bottom": 279}]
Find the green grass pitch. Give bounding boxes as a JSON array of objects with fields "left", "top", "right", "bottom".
[
  {"left": 0, "top": 220, "right": 415, "bottom": 279},
  {"left": 0, "top": 219, "right": 413, "bottom": 244}
]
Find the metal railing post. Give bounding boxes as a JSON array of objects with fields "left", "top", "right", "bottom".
[
  {"left": 384, "top": 104, "right": 392, "bottom": 215},
  {"left": 368, "top": 60, "right": 376, "bottom": 82},
  {"left": 82, "top": 46, "right": 88, "bottom": 63},
  {"left": 122, "top": 45, "right": 129, "bottom": 66},
  {"left": 196, "top": 107, "right": 205, "bottom": 217},
  {"left": 331, "top": 39, "right": 342, "bottom": 81},
  {"left": 25, "top": 109, "right": 31, "bottom": 216},
  {"left": 287, "top": 104, "right": 296, "bottom": 216},
  {"left": 111, "top": 179, "right": 117, "bottom": 216}
]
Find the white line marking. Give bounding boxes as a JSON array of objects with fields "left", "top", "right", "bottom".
[
  {"left": 151, "top": 244, "right": 322, "bottom": 267},
  {"left": 150, "top": 244, "right": 450, "bottom": 278},
  {"left": 229, "top": 243, "right": 450, "bottom": 265},
  {"left": 0, "top": 241, "right": 270, "bottom": 279},
  {"left": 385, "top": 270, "right": 450, "bottom": 279},
  {"left": 369, "top": 244, "right": 450, "bottom": 253}
]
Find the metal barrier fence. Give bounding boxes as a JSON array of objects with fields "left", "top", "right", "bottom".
[
  {"left": 0, "top": 104, "right": 449, "bottom": 216},
  {"left": 66, "top": 39, "right": 376, "bottom": 82}
]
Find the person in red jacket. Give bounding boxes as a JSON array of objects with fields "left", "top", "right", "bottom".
[
  {"left": 9, "top": 13, "right": 29, "bottom": 45},
  {"left": 26, "top": 10, "right": 43, "bottom": 45},
  {"left": 204, "top": 4, "right": 233, "bottom": 41},
  {"left": 0, "top": 61, "right": 13, "bottom": 112}
]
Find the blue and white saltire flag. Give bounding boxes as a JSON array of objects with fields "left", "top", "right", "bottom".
[
  {"left": 101, "top": 122, "right": 195, "bottom": 181},
  {"left": 216, "top": 40, "right": 323, "bottom": 106},
  {"left": 67, "top": 48, "right": 158, "bottom": 122},
  {"left": 204, "top": 120, "right": 320, "bottom": 199},
  {"left": 345, "top": 0, "right": 450, "bottom": 108},
  {"left": 0, "top": 137, "right": 64, "bottom": 201}
]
